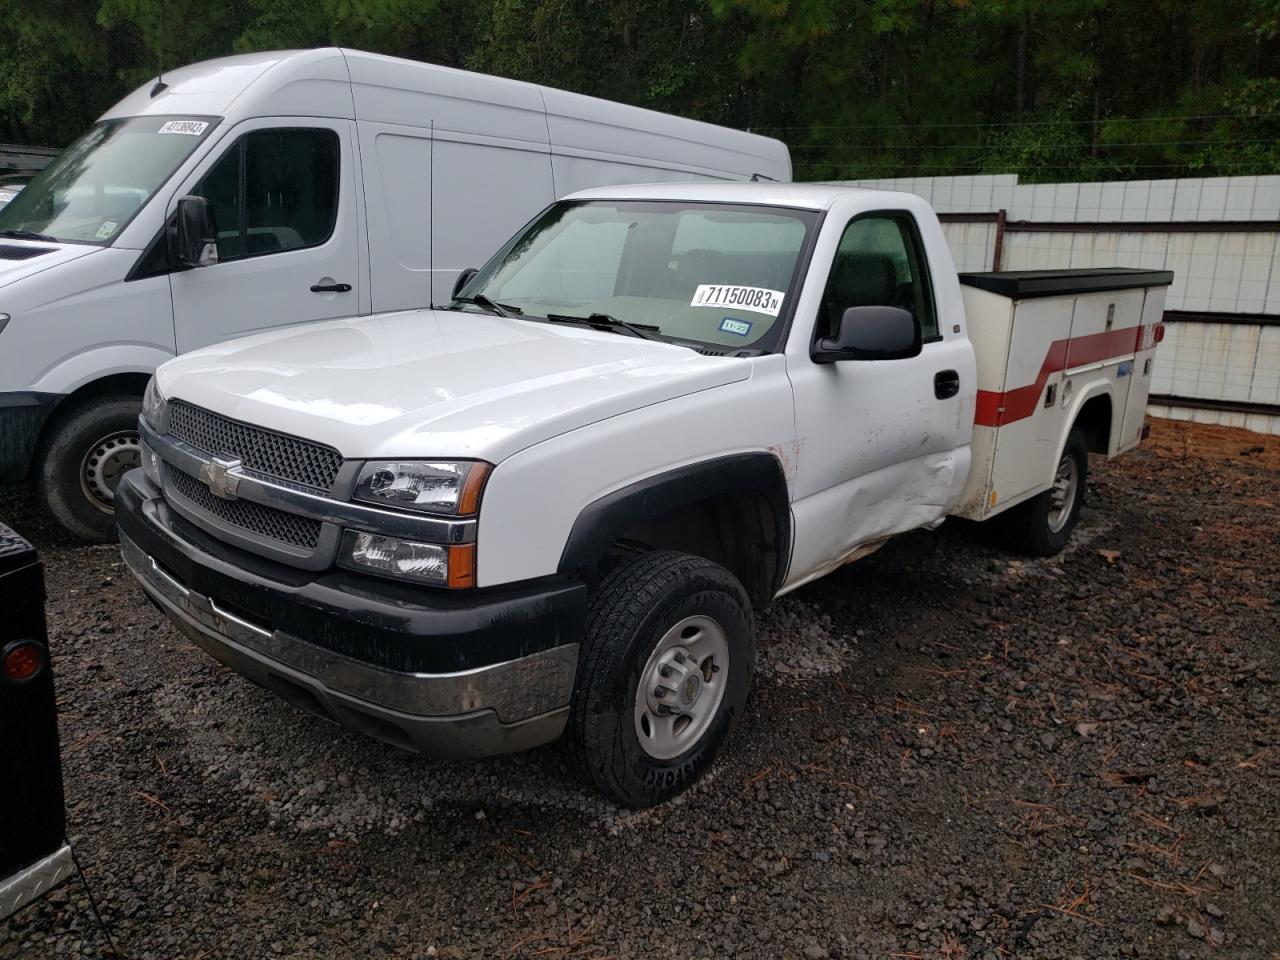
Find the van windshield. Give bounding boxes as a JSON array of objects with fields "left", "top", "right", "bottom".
[
  {"left": 455, "top": 200, "right": 820, "bottom": 352},
  {"left": 0, "top": 116, "right": 217, "bottom": 246}
]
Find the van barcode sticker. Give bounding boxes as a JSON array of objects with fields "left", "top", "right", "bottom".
[
  {"left": 691, "top": 284, "right": 785, "bottom": 317},
  {"left": 158, "top": 120, "right": 209, "bottom": 136}
]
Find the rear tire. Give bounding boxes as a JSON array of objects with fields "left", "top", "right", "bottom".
[
  {"left": 996, "top": 428, "right": 1088, "bottom": 557},
  {"left": 569, "top": 550, "right": 755, "bottom": 808},
  {"left": 35, "top": 395, "right": 143, "bottom": 543}
]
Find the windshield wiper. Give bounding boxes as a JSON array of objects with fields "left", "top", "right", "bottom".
[
  {"left": 544, "top": 312, "right": 663, "bottom": 341},
  {"left": 0, "top": 229, "right": 58, "bottom": 243},
  {"left": 453, "top": 294, "right": 522, "bottom": 319}
]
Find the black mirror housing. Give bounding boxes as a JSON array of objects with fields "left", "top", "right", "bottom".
[
  {"left": 452, "top": 267, "right": 479, "bottom": 301},
  {"left": 171, "top": 195, "right": 217, "bottom": 268},
  {"left": 812, "top": 305, "right": 921, "bottom": 363}
]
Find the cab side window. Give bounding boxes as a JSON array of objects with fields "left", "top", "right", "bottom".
[
  {"left": 821, "top": 213, "right": 938, "bottom": 342},
  {"left": 192, "top": 129, "right": 339, "bottom": 263}
]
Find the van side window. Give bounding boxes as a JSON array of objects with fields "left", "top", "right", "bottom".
[
  {"left": 193, "top": 129, "right": 339, "bottom": 262},
  {"left": 822, "top": 213, "right": 938, "bottom": 342}
]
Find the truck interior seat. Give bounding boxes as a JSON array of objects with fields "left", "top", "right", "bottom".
[{"left": 823, "top": 253, "right": 898, "bottom": 336}]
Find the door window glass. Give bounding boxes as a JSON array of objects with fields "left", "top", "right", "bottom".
[
  {"left": 193, "top": 128, "right": 339, "bottom": 262},
  {"left": 822, "top": 213, "right": 938, "bottom": 341}
]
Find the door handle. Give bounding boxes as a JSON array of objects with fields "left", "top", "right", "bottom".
[
  {"left": 310, "top": 282, "right": 352, "bottom": 293},
  {"left": 934, "top": 369, "right": 960, "bottom": 400}
]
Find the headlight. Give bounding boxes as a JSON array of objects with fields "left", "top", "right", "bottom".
[
  {"left": 338, "top": 531, "right": 476, "bottom": 588},
  {"left": 142, "top": 375, "right": 168, "bottom": 429},
  {"left": 352, "top": 460, "right": 490, "bottom": 516}
]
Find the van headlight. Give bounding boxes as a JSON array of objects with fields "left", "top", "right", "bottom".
[
  {"left": 141, "top": 375, "right": 168, "bottom": 430},
  {"left": 338, "top": 531, "right": 476, "bottom": 589},
  {"left": 352, "top": 460, "right": 490, "bottom": 516}
]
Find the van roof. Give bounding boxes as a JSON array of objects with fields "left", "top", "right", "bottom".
[{"left": 101, "top": 48, "right": 790, "bottom": 181}]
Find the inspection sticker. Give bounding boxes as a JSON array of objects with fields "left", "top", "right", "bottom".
[
  {"left": 94, "top": 220, "right": 118, "bottom": 240},
  {"left": 719, "top": 317, "right": 752, "bottom": 337},
  {"left": 158, "top": 120, "right": 209, "bottom": 136},
  {"left": 691, "top": 284, "right": 785, "bottom": 317}
]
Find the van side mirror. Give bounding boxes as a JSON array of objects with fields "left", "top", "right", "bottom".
[
  {"left": 172, "top": 195, "right": 217, "bottom": 268},
  {"left": 812, "top": 306, "right": 921, "bottom": 363},
  {"left": 452, "top": 267, "right": 479, "bottom": 301}
]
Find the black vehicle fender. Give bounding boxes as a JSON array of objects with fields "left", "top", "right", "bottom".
[{"left": 556, "top": 452, "right": 792, "bottom": 602}]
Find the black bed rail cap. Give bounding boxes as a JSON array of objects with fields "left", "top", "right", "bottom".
[{"left": 959, "top": 268, "right": 1175, "bottom": 299}]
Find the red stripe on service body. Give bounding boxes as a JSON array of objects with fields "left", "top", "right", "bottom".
[{"left": 974, "top": 324, "right": 1159, "bottom": 428}]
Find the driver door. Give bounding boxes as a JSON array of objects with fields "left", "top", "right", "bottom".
[
  {"left": 786, "top": 211, "right": 971, "bottom": 582},
  {"left": 168, "top": 118, "right": 363, "bottom": 353}
]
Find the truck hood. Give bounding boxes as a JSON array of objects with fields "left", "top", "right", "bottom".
[
  {"left": 156, "top": 309, "right": 751, "bottom": 462},
  {"left": 0, "top": 242, "right": 98, "bottom": 289}
]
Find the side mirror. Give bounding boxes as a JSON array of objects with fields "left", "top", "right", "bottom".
[
  {"left": 812, "top": 305, "right": 921, "bottom": 363},
  {"left": 172, "top": 195, "right": 217, "bottom": 268},
  {"left": 452, "top": 267, "right": 479, "bottom": 301}
]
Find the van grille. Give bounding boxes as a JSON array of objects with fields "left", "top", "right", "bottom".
[
  {"left": 166, "top": 466, "right": 322, "bottom": 549},
  {"left": 168, "top": 401, "right": 343, "bottom": 492}
]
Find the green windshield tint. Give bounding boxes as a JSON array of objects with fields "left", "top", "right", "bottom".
[
  {"left": 462, "top": 200, "right": 818, "bottom": 350},
  {"left": 0, "top": 116, "right": 216, "bottom": 245}
]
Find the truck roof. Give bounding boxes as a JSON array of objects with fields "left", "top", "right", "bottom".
[{"left": 564, "top": 180, "right": 907, "bottom": 210}]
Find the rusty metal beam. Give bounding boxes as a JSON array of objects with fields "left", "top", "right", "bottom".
[
  {"left": 1149, "top": 394, "right": 1280, "bottom": 418},
  {"left": 1164, "top": 310, "right": 1280, "bottom": 328},
  {"left": 938, "top": 213, "right": 1280, "bottom": 234}
]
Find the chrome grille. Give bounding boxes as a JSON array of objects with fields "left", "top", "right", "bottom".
[
  {"left": 168, "top": 401, "right": 343, "bottom": 491},
  {"left": 167, "top": 466, "right": 322, "bottom": 549}
]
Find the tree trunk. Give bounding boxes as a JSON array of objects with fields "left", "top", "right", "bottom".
[{"left": 1015, "top": 11, "right": 1028, "bottom": 115}]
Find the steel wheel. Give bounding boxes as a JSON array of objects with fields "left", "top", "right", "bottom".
[
  {"left": 633, "top": 614, "right": 730, "bottom": 761},
  {"left": 79, "top": 430, "right": 141, "bottom": 513},
  {"left": 1046, "top": 452, "right": 1079, "bottom": 534}
]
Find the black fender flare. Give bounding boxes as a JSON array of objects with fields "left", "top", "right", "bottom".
[{"left": 557, "top": 452, "right": 792, "bottom": 599}]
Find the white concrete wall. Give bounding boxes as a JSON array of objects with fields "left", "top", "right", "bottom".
[{"left": 837, "top": 174, "right": 1280, "bottom": 313}]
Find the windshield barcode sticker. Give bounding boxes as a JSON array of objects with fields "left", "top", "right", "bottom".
[
  {"left": 158, "top": 120, "right": 209, "bottom": 136},
  {"left": 691, "top": 284, "right": 785, "bottom": 317}
]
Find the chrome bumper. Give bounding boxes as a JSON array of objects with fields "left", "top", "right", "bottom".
[
  {"left": 1, "top": 845, "right": 73, "bottom": 921},
  {"left": 121, "top": 532, "right": 577, "bottom": 758}
]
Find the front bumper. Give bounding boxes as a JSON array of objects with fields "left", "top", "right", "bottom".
[
  {"left": 117, "top": 472, "right": 587, "bottom": 759},
  {"left": 0, "top": 391, "right": 61, "bottom": 484}
]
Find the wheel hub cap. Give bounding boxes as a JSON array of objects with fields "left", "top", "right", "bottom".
[
  {"left": 634, "top": 615, "right": 729, "bottom": 761},
  {"left": 1047, "top": 454, "right": 1078, "bottom": 533},
  {"left": 80, "top": 430, "right": 142, "bottom": 513}
]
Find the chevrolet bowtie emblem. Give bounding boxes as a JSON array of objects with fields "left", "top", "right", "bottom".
[{"left": 199, "top": 456, "right": 242, "bottom": 499}]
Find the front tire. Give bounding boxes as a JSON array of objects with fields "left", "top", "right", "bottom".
[
  {"left": 997, "top": 428, "right": 1088, "bottom": 557},
  {"left": 569, "top": 551, "right": 755, "bottom": 808},
  {"left": 35, "top": 395, "right": 143, "bottom": 542}
]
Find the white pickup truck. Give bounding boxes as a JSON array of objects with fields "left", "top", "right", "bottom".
[{"left": 117, "top": 183, "right": 1170, "bottom": 807}]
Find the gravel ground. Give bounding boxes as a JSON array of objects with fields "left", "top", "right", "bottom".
[{"left": 1, "top": 418, "right": 1277, "bottom": 960}]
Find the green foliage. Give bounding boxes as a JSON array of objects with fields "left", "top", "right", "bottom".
[{"left": 1, "top": 0, "right": 1276, "bottom": 183}]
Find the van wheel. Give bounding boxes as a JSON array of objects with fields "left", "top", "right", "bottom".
[
  {"left": 998, "top": 428, "right": 1088, "bottom": 557},
  {"left": 569, "top": 550, "right": 755, "bottom": 808},
  {"left": 36, "top": 396, "right": 143, "bottom": 542}
]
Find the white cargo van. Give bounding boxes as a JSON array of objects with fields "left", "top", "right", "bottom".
[{"left": 0, "top": 48, "right": 789, "bottom": 540}]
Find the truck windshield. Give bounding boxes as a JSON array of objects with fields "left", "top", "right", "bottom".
[
  {"left": 0, "top": 116, "right": 217, "bottom": 246},
  {"left": 456, "top": 200, "right": 820, "bottom": 351}
]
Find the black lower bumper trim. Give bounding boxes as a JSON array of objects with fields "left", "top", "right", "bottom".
[{"left": 115, "top": 471, "right": 588, "bottom": 674}]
